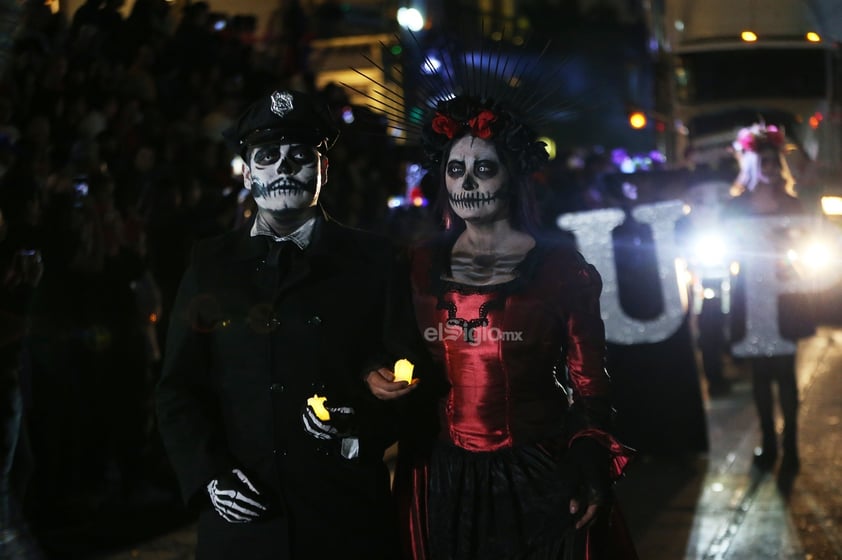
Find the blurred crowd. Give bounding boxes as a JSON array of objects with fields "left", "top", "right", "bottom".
[
  {"left": 0, "top": 0, "right": 410, "bottom": 555},
  {"left": 0, "top": 1, "right": 713, "bottom": 556}
]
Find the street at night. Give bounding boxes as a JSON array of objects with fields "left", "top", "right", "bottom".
[{"left": 3, "top": 1, "right": 842, "bottom": 559}]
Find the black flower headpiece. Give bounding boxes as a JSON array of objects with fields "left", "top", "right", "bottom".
[{"left": 420, "top": 95, "right": 549, "bottom": 175}]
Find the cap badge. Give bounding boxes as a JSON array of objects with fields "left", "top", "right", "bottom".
[{"left": 270, "top": 91, "right": 294, "bottom": 117}]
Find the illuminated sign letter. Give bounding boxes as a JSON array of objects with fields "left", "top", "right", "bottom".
[{"left": 558, "top": 201, "right": 688, "bottom": 344}]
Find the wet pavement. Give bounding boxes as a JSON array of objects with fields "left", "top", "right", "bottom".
[
  {"left": 6, "top": 327, "right": 842, "bottom": 560},
  {"left": 616, "top": 326, "right": 842, "bottom": 560}
]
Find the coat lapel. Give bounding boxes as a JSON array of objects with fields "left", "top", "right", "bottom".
[{"left": 225, "top": 210, "right": 362, "bottom": 305}]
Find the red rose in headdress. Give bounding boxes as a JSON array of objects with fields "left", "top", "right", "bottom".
[
  {"left": 432, "top": 113, "right": 459, "bottom": 139},
  {"left": 468, "top": 110, "right": 497, "bottom": 139}
]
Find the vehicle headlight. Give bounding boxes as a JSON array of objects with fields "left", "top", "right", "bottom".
[
  {"left": 789, "top": 239, "right": 834, "bottom": 273},
  {"left": 821, "top": 196, "right": 842, "bottom": 216},
  {"left": 692, "top": 233, "right": 727, "bottom": 267}
]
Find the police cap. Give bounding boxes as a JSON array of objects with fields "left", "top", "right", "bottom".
[{"left": 223, "top": 89, "right": 340, "bottom": 156}]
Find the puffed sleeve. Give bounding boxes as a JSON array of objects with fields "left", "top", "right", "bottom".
[
  {"left": 563, "top": 259, "right": 610, "bottom": 400},
  {"left": 561, "top": 251, "right": 634, "bottom": 479}
]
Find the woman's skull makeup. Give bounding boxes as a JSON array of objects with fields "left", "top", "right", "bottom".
[
  {"left": 243, "top": 142, "right": 326, "bottom": 212},
  {"left": 445, "top": 135, "right": 509, "bottom": 223},
  {"left": 757, "top": 146, "right": 785, "bottom": 190}
]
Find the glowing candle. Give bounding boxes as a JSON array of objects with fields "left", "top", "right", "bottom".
[
  {"left": 307, "top": 394, "right": 330, "bottom": 421},
  {"left": 393, "top": 359, "right": 415, "bottom": 383}
]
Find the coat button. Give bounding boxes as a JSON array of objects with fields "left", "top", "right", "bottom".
[{"left": 270, "top": 383, "right": 284, "bottom": 393}]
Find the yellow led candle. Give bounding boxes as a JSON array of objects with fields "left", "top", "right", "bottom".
[
  {"left": 307, "top": 394, "right": 330, "bottom": 421},
  {"left": 393, "top": 359, "right": 415, "bottom": 383}
]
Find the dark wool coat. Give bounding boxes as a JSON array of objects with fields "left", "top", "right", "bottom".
[{"left": 156, "top": 213, "right": 406, "bottom": 560}]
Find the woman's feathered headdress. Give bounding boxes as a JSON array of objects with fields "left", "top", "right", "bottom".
[{"left": 341, "top": 23, "right": 573, "bottom": 175}]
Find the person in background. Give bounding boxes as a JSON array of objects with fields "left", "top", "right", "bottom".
[
  {"left": 0, "top": 205, "right": 43, "bottom": 558},
  {"left": 676, "top": 178, "right": 735, "bottom": 397},
  {"left": 722, "top": 123, "right": 812, "bottom": 473},
  {"left": 155, "top": 88, "right": 417, "bottom": 560}
]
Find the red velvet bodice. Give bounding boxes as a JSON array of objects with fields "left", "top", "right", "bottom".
[
  {"left": 434, "top": 287, "right": 519, "bottom": 450},
  {"left": 411, "top": 241, "right": 611, "bottom": 452}
]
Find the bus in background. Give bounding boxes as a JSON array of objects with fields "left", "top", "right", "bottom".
[{"left": 651, "top": 0, "right": 842, "bottom": 217}]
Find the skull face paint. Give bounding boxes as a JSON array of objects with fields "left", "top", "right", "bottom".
[
  {"left": 243, "top": 142, "right": 326, "bottom": 212},
  {"left": 756, "top": 146, "right": 786, "bottom": 192},
  {"left": 445, "top": 135, "right": 510, "bottom": 223}
]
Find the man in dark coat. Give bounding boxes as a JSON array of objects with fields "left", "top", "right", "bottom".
[{"left": 155, "top": 89, "right": 416, "bottom": 560}]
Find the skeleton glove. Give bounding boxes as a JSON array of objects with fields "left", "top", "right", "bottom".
[
  {"left": 302, "top": 404, "right": 359, "bottom": 459},
  {"left": 207, "top": 468, "right": 269, "bottom": 523}
]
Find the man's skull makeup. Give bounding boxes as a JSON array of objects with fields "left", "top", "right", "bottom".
[
  {"left": 243, "top": 142, "right": 327, "bottom": 212},
  {"left": 445, "top": 135, "right": 509, "bottom": 223}
]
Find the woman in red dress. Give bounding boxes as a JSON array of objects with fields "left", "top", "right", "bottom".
[{"left": 367, "top": 96, "right": 636, "bottom": 559}]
